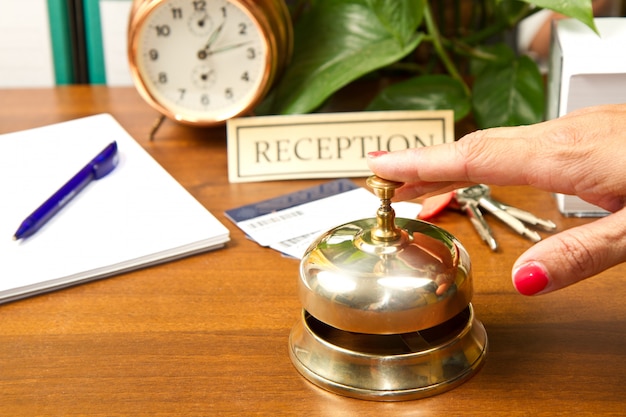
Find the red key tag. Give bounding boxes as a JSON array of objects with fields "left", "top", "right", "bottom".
[{"left": 417, "top": 192, "right": 454, "bottom": 220}]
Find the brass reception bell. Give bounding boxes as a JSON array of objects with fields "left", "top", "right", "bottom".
[{"left": 289, "top": 176, "right": 488, "bottom": 401}]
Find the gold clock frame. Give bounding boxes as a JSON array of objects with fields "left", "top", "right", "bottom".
[{"left": 127, "top": 0, "right": 292, "bottom": 128}]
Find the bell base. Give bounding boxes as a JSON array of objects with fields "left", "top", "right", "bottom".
[{"left": 289, "top": 305, "right": 487, "bottom": 401}]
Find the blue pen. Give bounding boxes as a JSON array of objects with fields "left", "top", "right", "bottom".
[{"left": 13, "top": 141, "right": 119, "bottom": 240}]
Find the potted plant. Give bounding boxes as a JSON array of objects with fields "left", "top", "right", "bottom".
[{"left": 261, "top": 0, "right": 597, "bottom": 131}]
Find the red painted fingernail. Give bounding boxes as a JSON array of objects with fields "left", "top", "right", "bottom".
[
  {"left": 367, "top": 151, "right": 388, "bottom": 158},
  {"left": 513, "top": 263, "right": 549, "bottom": 296}
]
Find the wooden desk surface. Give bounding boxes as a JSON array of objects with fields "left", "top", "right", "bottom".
[{"left": 1, "top": 87, "right": 624, "bottom": 416}]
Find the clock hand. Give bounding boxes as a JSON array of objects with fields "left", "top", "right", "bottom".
[
  {"left": 207, "top": 41, "right": 252, "bottom": 56},
  {"left": 203, "top": 20, "right": 225, "bottom": 51}
]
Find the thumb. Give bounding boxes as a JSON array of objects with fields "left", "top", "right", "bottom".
[{"left": 512, "top": 208, "right": 626, "bottom": 296}]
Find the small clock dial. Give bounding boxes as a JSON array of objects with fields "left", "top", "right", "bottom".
[
  {"left": 187, "top": 9, "right": 213, "bottom": 36},
  {"left": 133, "top": 0, "right": 269, "bottom": 123}
]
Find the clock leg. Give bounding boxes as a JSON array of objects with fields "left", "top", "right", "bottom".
[{"left": 149, "top": 115, "right": 166, "bottom": 141}]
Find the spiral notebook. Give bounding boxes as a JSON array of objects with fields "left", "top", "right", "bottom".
[{"left": 0, "top": 114, "right": 230, "bottom": 303}]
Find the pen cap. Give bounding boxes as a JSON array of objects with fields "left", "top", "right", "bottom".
[
  {"left": 92, "top": 142, "right": 119, "bottom": 179},
  {"left": 297, "top": 176, "right": 473, "bottom": 334}
]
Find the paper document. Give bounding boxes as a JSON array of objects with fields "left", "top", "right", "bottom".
[
  {"left": 0, "top": 114, "right": 230, "bottom": 303},
  {"left": 226, "top": 179, "right": 421, "bottom": 259}
]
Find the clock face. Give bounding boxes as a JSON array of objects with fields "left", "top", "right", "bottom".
[{"left": 132, "top": 0, "right": 270, "bottom": 124}]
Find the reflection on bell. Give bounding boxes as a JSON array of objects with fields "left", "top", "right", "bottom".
[{"left": 288, "top": 176, "right": 488, "bottom": 401}]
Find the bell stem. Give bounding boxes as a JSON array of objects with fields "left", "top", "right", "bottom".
[{"left": 367, "top": 175, "right": 403, "bottom": 242}]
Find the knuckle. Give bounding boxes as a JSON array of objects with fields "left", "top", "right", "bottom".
[
  {"left": 455, "top": 131, "right": 491, "bottom": 182},
  {"left": 555, "top": 232, "right": 598, "bottom": 280}
]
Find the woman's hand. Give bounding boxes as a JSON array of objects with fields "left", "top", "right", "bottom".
[{"left": 367, "top": 104, "right": 626, "bottom": 295}]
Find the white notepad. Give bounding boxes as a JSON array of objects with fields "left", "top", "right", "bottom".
[{"left": 0, "top": 114, "right": 230, "bottom": 303}]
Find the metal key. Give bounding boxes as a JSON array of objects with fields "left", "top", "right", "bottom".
[
  {"left": 453, "top": 184, "right": 556, "bottom": 251},
  {"left": 453, "top": 186, "right": 498, "bottom": 251}
]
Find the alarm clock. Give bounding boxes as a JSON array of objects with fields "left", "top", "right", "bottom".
[{"left": 128, "top": 0, "right": 292, "bottom": 126}]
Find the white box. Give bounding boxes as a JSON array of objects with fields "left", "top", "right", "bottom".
[{"left": 547, "top": 17, "right": 626, "bottom": 217}]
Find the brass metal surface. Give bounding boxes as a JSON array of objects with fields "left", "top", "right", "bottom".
[
  {"left": 298, "top": 176, "right": 473, "bottom": 334},
  {"left": 291, "top": 175, "right": 485, "bottom": 400},
  {"left": 289, "top": 306, "right": 487, "bottom": 401},
  {"left": 299, "top": 217, "right": 472, "bottom": 334}
]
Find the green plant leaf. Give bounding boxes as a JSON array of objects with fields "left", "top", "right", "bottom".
[
  {"left": 494, "top": 0, "right": 533, "bottom": 26},
  {"left": 267, "top": 0, "right": 426, "bottom": 114},
  {"left": 469, "top": 43, "right": 517, "bottom": 76},
  {"left": 519, "top": 0, "right": 597, "bottom": 33},
  {"left": 365, "top": 0, "right": 425, "bottom": 44},
  {"left": 472, "top": 55, "right": 544, "bottom": 128},
  {"left": 366, "top": 75, "right": 471, "bottom": 121}
]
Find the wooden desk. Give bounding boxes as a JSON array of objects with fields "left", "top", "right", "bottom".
[{"left": 1, "top": 87, "right": 624, "bottom": 416}]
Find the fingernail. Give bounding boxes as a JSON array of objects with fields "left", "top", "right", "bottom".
[
  {"left": 367, "top": 151, "right": 388, "bottom": 158},
  {"left": 513, "top": 262, "right": 549, "bottom": 296}
]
